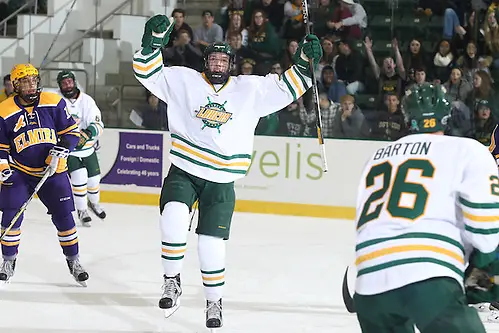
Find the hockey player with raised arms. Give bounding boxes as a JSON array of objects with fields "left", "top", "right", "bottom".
[
  {"left": 353, "top": 83, "right": 499, "bottom": 332},
  {"left": 56, "top": 70, "right": 106, "bottom": 227},
  {"left": 0, "top": 64, "right": 89, "bottom": 286},
  {"left": 133, "top": 14, "right": 322, "bottom": 329}
]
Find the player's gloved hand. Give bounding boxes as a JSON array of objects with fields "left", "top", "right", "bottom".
[
  {"left": 465, "top": 268, "right": 494, "bottom": 291},
  {"left": 45, "top": 145, "right": 70, "bottom": 177},
  {"left": 141, "top": 14, "right": 175, "bottom": 55},
  {"left": 0, "top": 159, "right": 13, "bottom": 184},
  {"left": 76, "top": 129, "right": 92, "bottom": 149},
  {"left": 293, "top": 34, "right": 323, "bottom": 76}
]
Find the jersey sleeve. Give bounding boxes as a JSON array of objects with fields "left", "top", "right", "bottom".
[
  {"left": 253, "top": 65, "right": 313, "bottom": 117},
  {"left": 132, "top": 48, "right": 171, "bottom": 104},
  {"left": 54, "top": 98, "right": 80, "bottom": 151},
  {"left": 0, "top": 117, "right": 10, "bottom": 162},
  {"left": 489, "top": 124, "right": 499, "bottom": 167},
  {"left": 84, "top": 96, "right": 104, "bottom": 139},
  {"left": 458, "top": 141, "right": 499, "bottom": 268}
]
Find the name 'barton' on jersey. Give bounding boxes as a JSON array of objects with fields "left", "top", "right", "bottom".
[
  {"left": 355, "top": 133, "right": 499, "bottom": 296},
  {"left": 0, "top": 92, "right": 80, "bottom": 177},
  {"left": 132, "top": 48, "right": 312, "bottom": 183}
]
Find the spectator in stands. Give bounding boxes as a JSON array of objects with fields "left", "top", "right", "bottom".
[
  {"left": 312, "top": 0, "right": 335, "bottom": 38},
  {"left": 225, "top": 12, "right": 248, "bottom": 46},
  {"left": 299, "top": 92, "right": 335, "bottom": 137},
  {"left": 228, "top": 33, "right": 253, "bottom": 74},
  {"left": 403, "top": 39, "right": 429, "bottom": 83},
  {"left": 364, "top": 37, "right": 406, "bottom": 99},
  {"left": 142, "top": 91, "right": 168, "bottom": 131},
  {"left": 319, "top": 65, "right": 346, "bottom": 103},
  {"left": 442, "top": 5, "right": 468, "bottom": 40},
  {"left": 162, "top": 30, "right": 203, "bottom": 71},
  {"left": 443, "top": 67, "right": 473, "bottom": 102},
  {"left": 483, "top": 10, "right": 499, "bottom": 68},
  {"left": 247, "top": 9, "right": 281, "bottom": 72},
  {"left": 474, "top": 99, "right": 496, "bottom": 145},
  {"left": 167, "top": 9, "right": 194, "bottom": 48},
  {"left": 469, "top": 70, "right": 497, "bottom": 112},
  {"left": 328, "top": 0, "right": 367, "bottom": 40},
  {"left": 245, "top": 0, "right": 284, "bottom": 33},
  {"left": 456, "top": 41, "right": 481, "bottom": 81},
  {"left": 240, "top": 58, "right": 256, "bottom": 75},
  {"left": 315, "top": 36, "right": 337, "bottom": 79},
  {"left": 194, "top": 10, "right": 224, "bottom": 51},
  {"left": 220, "top": 0, "right": 248, "bottom": 30},
  {"left": 371, "top": 93, "right": 408, "bottom": 141},
  {"left": 334, "top": 39, "right": 365, "bottom": 94},
  {"left": 280, "top": 39, "right": 299, "bottom": 69},
  {"left": 331, "top": 94, "right": 370, "bottom": 139},
  {"left": 270, "top": 62, "right": 282, "bottom": 75},
  {"left": 432, "top": 39, "right": 456, "bottom": 83},
  {"left": 0, "top": 75, "right": 13, "bottom": 103},
  {"left": 283, "top": 0, "right": 306, "bottom": 40},
  {"left": 277, "top": 98, "right": 307, "bottom": 136},
  {"left": 405, "top": 66, "right": 428, "bottom": 90}
]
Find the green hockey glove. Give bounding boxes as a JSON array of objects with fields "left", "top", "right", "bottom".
[
  {"left": 141, "top": 14, "right": 175, "bottom": 55},
  {"left": 293, "top": 34, "right": 323, "bottom": 77},
  {"left": 76, "top": 129, "right": 92, "bottom": 149}
]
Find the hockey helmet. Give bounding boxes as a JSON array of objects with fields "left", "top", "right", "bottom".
[
  {"left": 57, "top": 70, "right": 78, "bottom": 99},
  {"left": 203, "top": 42, "right": 235, "bottom": 84},
  {"left": 10, "top": 64, "right": 42, "bottom": 103},
  {"left": 402, "top": 82, "right": 451, "bottom": 133}
]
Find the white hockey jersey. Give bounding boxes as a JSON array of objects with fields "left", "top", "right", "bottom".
[
  {"left": 60, "top": 90, "right": 104, "bottom": 158},
  {"left": 355, "top": 133, "right": 499, "bottom": 295},
  {"left": 133, "top": 48, "right": 312, "bottom": 183}
]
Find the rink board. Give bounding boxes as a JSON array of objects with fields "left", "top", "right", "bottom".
[{"left": 97, "top": 129, "right": 385, "bottom": 219}]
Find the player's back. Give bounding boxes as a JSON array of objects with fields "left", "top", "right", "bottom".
[{"left": 355, "top": 133, "right": 498, "bottom": 295}]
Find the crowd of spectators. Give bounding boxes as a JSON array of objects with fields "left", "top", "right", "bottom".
[{"left": 137, "top": 0, "right": 499, "bottom": 146}]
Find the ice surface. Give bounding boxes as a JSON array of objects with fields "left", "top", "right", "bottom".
[{"left": 0, "top": 201, "right": 498, "bottom": 332}]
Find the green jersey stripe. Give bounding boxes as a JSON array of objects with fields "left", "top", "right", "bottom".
[
  {"left": 133, "top": 50, "right": 160, "bottom": 63},
  {"left": 292, "top": 66, "right": 310, "bottom": 90},
  {"left": 171, "top": 134, "right": 251, "bottom": 160},
  {"left": 357, "top": 257, "right": 463, "bottom": 277},
  {"left": 170, "top": 150, "right": 247, "bottom": 174},
  {"left": 459, "top": 197, "right": 499, "bottom": 209},
  {"left": 356, "top": 232, "right": 464, "bottom": 253},
  {"left": 201, "top": 268, "right": 225, "bottom": 274},
  {"left": 282, "top": 74, "right": 297, "bottom": 100},
  {"left": 134, "top": 66, "right": 162, "bottom": 79},
  {"left": 464, "top": 225, "right": 499, "bottom": 235}
]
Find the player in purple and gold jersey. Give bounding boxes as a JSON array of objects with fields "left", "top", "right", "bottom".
[{"left": 0, "top": 64, "right": 89, "bottom": 286}]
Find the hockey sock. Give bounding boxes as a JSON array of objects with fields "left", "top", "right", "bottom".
[
  {"left": 0, "top": 210, "right": 23, "bottom": 260},
  {"left": 198, "top": 235, "right": 225, "bottom": 302},
  {"left": 160, "top": 201, "right": 190, "bottom": 277},
  {"left": 87, "top": 175, "right": 101, "bottom": 204},
  {"left": 53, "top": 213, "right": 79, "bottom": 258},
  {"left": 70, "top": 168, "right": 88, "bottom": 211}
]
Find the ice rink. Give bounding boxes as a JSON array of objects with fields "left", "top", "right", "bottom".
[{"left": 1, "top": 201, "right": 499, "bottom": 333}]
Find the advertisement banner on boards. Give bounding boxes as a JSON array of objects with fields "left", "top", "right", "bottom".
[{"left": 101, "top": 131, "right": 163, "bottom": 187}]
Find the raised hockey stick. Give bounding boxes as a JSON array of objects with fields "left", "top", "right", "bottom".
[
  {"left": 0, "top": 170, "right": 51, "bottom": 242},
  {"left": 301, "top": 0, "right": 328, "bottom": 173}
]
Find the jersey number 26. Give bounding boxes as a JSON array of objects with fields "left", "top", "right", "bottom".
[{"left": 357, "top": 159, "right": 435, "bottom": 229}]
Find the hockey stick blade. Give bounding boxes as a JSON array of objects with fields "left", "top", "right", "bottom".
[{"left": 342, "top": 266, "right": 356, "bottom": 313}]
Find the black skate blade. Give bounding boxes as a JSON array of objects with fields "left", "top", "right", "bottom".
[{"left": 163, "top": 301, "right": 180, "bottom": 318}]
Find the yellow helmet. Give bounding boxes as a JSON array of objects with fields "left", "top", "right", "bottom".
[{"left": 10, "top": 64, "right": 41, "bottom": 103}]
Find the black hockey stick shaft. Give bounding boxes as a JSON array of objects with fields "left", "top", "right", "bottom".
[{"left": 301, "top": 0, "right": 328, "bottom": 172}]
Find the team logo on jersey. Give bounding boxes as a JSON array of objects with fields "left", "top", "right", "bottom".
[{"left": 195, "top": 97, "right": 232, "bottom": 133}]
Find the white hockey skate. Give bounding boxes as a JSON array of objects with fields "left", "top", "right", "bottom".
[
  {"left": 206, "top": 299, "right": 223, "bottom": 331},
  {"left": 88, "top": 202, "right": 106, "bottom": 219},
  {"left": 66, "top": 258, "right": 89, "bottom": 287},
  {"left": 159, "top": 274, "right": 182, "bottom": 318},
  {"left": 78, "top": 210, "right": 92, "bottom": 227},
  {"left": 0, "top": 258, "right": 16, "bottom": 284}
]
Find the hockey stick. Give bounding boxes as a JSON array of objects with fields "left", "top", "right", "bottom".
[
  {"left": 342, "top": 266, "right": 356, "bottom": 313},
  {"left": 0, "top": 170, "right": 51, "bottom": 242},
  {"left": 301, "top": 0, "right": 328, "bottom": 173}
]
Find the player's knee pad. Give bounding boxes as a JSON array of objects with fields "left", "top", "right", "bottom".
[
  {"left": 0, "top": 210, "right": 23, "bottom": 229},
  {"left": 70, "top": 167, "right": 88, "bottom": 186},
  {"left": 160, "top": 201, "right": 190, "bottom": 241},
  {"left": 51, "top": 212, "right": 76, "bottom": 231},
  {"left": 87, "top": 175, "right": 100, "bottom": 187}
]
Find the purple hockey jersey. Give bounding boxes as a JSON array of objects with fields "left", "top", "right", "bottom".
[
  {"left": 490, "top": 125, "right": 499, "bottom": 167},
  {"left": 0, "top": 92, "right": 80, "bottom": 177}
]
